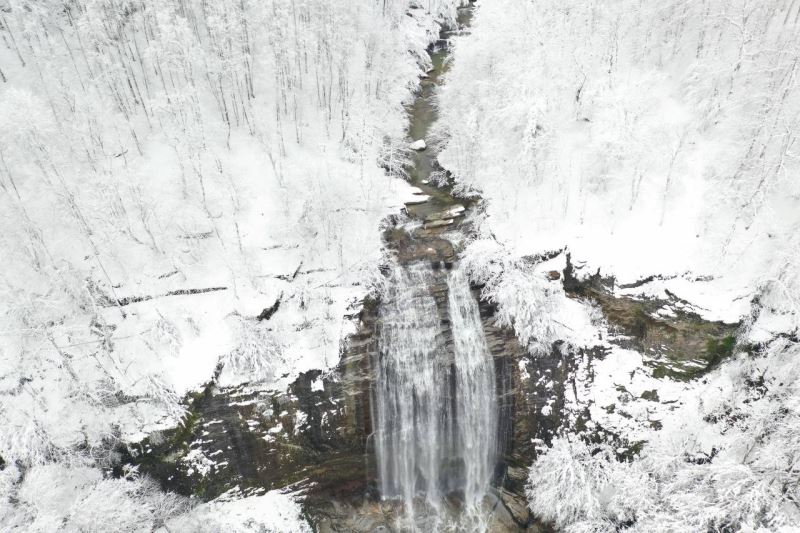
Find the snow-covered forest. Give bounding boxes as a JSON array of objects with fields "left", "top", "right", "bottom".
[
  {"left": 1, "top": 0, "right": 799, "bottom": 531},
  {"left": 0, "top": 0, "right": 464, "bottom": 529},
  {"left": 438, "top": 0, "right": 800, "bottom": 531}
]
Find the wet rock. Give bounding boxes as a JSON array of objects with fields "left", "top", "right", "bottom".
[
  {"left": 424, "top": 218, "right": 454, "bottom": 229},
  {"left": 425, "top": 204, "right": 465, "bottom": 223},
  {"left": 562, "top": 253, "right": 740, "bottom": 379},
  {"left": 493, "top": 488, "right": 535, "bottom": 530}
]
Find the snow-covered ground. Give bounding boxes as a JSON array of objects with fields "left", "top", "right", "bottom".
[
  {"left": 0, "top": 0, "right": 465, "bottom": 529},
  {"left": 438, "top": 0, "right": 799, "bottom": 324},
  {"left": 438, "top": 1, "right": 800, "bottom": 531},
  {"left": 0, "top": 460, "right": 310, "bottom": 532},
  {"left": 2, "top": 0, "right": 799, "bottom": 530}
]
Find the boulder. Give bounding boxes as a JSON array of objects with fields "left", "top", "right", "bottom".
[{"left": 409, "top": 139, "right": 427, "bottom": 151}]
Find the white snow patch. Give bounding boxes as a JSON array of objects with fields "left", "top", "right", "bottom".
[
  {"left": 165, "top": 490, "right": 311, "bottom": 532},
  {"left": 409, "top": 139, "right": 427, "bottom": 151}
]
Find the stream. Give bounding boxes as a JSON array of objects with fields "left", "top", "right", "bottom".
[{"left": 371, "top": 2, "right": 503, "bottom": 529}]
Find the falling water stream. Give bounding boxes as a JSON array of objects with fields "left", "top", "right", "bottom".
[
  {"left": 448, "top": 266, "right": 498, "bottom": 505},
  {"left": 375, "top": 262, "right": 498, "bottom": 529},
  {"left": 375, "top": 263, "right": 452, "bottom": 509},
  {"left": 371, "top": 3, "right": 499, "bottom": 530}
]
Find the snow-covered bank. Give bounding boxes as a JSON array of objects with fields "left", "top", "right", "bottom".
[
  {"left": 438, "top": 0, "right": 800, "bottom": 531},
  {"left": 528, "top": 333, "right": 800, "bottom": 532},
  {"left": 164, "top": 489, "right": 311, "bottom": 532},
  {"left": 0, "top": 461, "right": 310, "bottom": 532},
  {"left": 438, "top": 0, "right": 799, "bottom": 324},
  {"left": 0, "top": 0, "right": 465, "bottom": 528}
]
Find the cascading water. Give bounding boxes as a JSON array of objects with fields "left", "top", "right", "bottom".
[
  {"left": 374, "top": 261, "right": 498, "bottom": 527},
  {"left": 447, "top": 266, "right": 498, "bottom": 505},
  {"left": 375, "top": 262, "right": 453, "bottom": 513}
]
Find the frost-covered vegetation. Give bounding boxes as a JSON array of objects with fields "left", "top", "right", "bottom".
[
  {"left": 439, "top": 0, "right": 800, "bottom": 531},
  {"left": 0, "top": 0, "right": 463, "bottom": 528},
  {"left": 3, "top": 0, "right": 799, "bottom": 529},
  {"left": 439, "top": 0, "right": 799, "bottom": 313},
  {"left": 525, "top": 333, "right": 800, "bottom": 532}
]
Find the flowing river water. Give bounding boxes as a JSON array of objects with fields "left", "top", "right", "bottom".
[
  {"left": 371, "top": 3, "right": 502, "bottom": 529},
  {"left": 375, "top": 263, "right": 498, "bottom": 529}
]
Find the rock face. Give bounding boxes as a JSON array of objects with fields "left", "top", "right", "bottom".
[
  {"left": 124, "top": 357, "right": 376, "bottom": 504},
  {"left": 477, "top": 293, "right": 566, "bottom": 530},
  {"left": 562, "top": 253, "right": 740, "bottom": 379},
  {"left": 302, "top": 207, "right": 551, "bottom": 530},
  {"left": 121, "top": 217, "right": 741, "bottom": 533},
  {"left": 123, "top": 197, "right": 553, "bottom": 531}
]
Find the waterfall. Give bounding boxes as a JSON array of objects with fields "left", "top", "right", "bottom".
[
  {"left": 375, "top": 262, "right": 452, "bottom": 511},
  {"left": 447, "top": 266, "right": 498, "bottom": 504},
  {"left": 374, "top": 261, "right": 497, "bottom": 523}
]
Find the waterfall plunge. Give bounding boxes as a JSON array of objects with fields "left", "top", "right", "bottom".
[
  {"left": 447, "top": 266, "right": 498, "bottom": 504},
  {"left": 375, "top": 261, "right": 498, "bottom": 523}
]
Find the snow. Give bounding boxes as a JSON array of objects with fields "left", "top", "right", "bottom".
[
  {"left": 437, "top": 0, "right": 800, "bottom": 530},
  {"left": 409, "top": 139, "right": 427, "bottom": 151},
  {"left": 523, "top": 295, "right": 800, "bottom": 531},
  {"left": 1, "top": 463, "right": 190, "bottom": 532},
  {"left": 0, "top": 0, "right": 466, "bottom": 529},
  {"left": 2, "top": 0, "right": 798, "bottom": 530},
  {"left": 438, "top": 0, "right": 800, "bottom": 327},
  {"left": 461, "top": 241, "right": 600, "bottom": 355},
  {"left": 164, "top": 490, "right": 311, "bottom": 533}
]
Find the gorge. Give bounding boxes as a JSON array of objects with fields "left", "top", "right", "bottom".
[
  {"left": 122, "top": 4, "right": 747, "bottom": 530},
  {"left": 3, "top": 0, "right": 797, "bottom": 531},
  {"left": 125, "top": 5, "right": 548, "bottom": 529}
]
